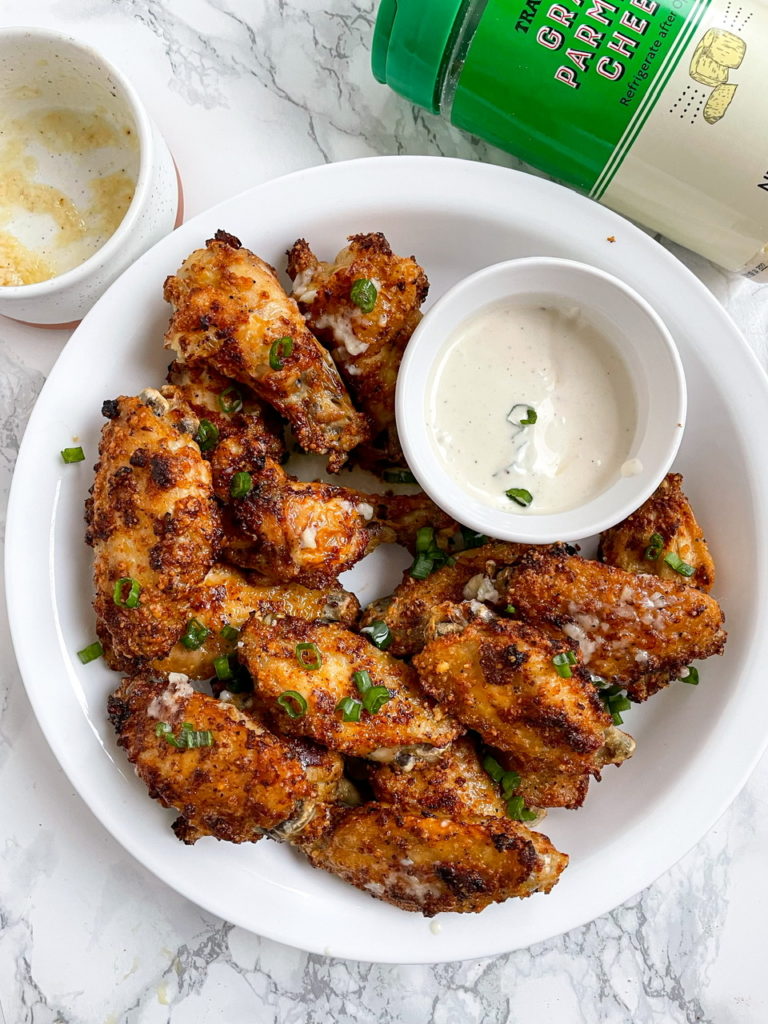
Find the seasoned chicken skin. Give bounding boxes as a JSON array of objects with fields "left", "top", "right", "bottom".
[
  {"left": 166, "top": 359, "right": 285, "bottom": 463},
  {"left": 163, "top": 231, "right": 370, "bottom": 471},
  {"left": 499, "top": 547, "right": 727, "bottom": 702},
  {"left": 238, "top": 616, "right": 462, "bottom": 761},
  {"left": 360, "top": 542, "right": 529, "bottom": 657},
  {"left": 599, "top": 473, "right": 715, "bottom": 592},
  {"left": 369, "top": 737, "right": 508, "bottom": 820},
  {"left": 414, "top": 619, "right": 632, "bottom": 785},
  {"left": 288, "top": 232, "right": 429, "bottom": 464},
  {"left": 102, "top": 563, "right": 360, "bottom": 680},
  {"left": 85, "top": 388, "right": 221, "bottom": 662},
  {"left": 108, "top": 675, "right": 316, "bottom": 843},
  {"left": 293, "top": 803, "right": 568, "bottom": 916}
]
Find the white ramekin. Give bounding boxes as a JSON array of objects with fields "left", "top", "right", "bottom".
[
  {"left": 396, "top": 257, "right": 687, "bottom": 544},
  {"left": 0, "top": 27, "right": 181, "bottom": 327}
]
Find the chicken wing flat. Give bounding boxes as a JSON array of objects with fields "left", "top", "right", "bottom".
[
  {"left": 221, "top": 452, "right": 386, "bottom": 587},
  {"left": 292, "top": 803, "right": 567, "bottom": 916},
  {"left": 360, "top": 542, "right": 530, "bottom": 657},
  {"left": 598, "top": 473, "right": 715, "bottom": 592},
  {"left": 85, "top": 388, "right": 221, "bottom": 662},
  {"left": 238, "top": 616, "right": 462, "bottom": 762},
  {"left": 369, "top": 737, "right": 507, "bottom": 820},
  {"left": 498, "top": 547, "right": 726, "bottom": 701},
  {"left": 166, "top": 359, "right": 285, "bottom": 463},
  {"left": 369, "top": 491, "right": 458, "bottom": 555},
  {"left": 163, "top": 230, "right": 370, "bottom": 471},
  {"left": 102, "top": 563, "right": 361, "bottom": 680},
  {"left": 287, "top": 232, "right": 429, "bottom": 465},
  {"left": 414, "top": 619, "right": 633, "bottom": 786},
  {"left": 108, "top": 674, "right": 321, "bottom": 842}
]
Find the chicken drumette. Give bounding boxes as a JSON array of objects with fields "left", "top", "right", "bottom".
[
  {"left": 163, "top": 230, "right": 370, "bottom": 471},
  {"left": 85, "top": 388, "right": 221, "bottom": 663}
]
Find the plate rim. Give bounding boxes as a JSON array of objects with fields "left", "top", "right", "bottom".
[{"left": 7, "top": 154, "right": 768, "bottom": 963}]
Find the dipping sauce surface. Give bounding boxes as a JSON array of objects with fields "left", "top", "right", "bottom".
[{"left": 428, "top": 299, "right": 636, "bottom": 515}]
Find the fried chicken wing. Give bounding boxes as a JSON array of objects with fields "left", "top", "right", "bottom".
[
  {"left": 598, "top": 473, "right": 715, "bottom": 592},
  {"left": 292, "top": 803, "right": 567, "bottom": 916},
  {"left": 108, "top": 674, "right": 320, "bottom": 843},
  {"left": 369, "top": 737, "right": 508, "bottom": 820},
  {"left": 413, "top": 619, "right": 633, "bottom": 789},
  {"left": 287, "top": 232, "right": 429, "bottom": 465},
  {"left": 85, "top": 388, "right": 221, "bottom": 662},
  {"left": 238, "top": 616, "right": 462, "bottom": 761},
  {"left": 499, "top": 547, "right": 727, "bottom": 701},
  {"left": 166, "top": 359, "right": 285, "bottom": 463},
  {"left": 102, "top": 563, "right": 361, "bottom": 680},
  {"left": 369, "top": 491, "right": 458, "bottom": 555},
  {"left": 163, "top": 231, "right": 370, "bottom": 471},
  {"left": 360, "top": 542, "right": 529, "bottom": 657}
]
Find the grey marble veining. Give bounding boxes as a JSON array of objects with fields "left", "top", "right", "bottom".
[{"left": 0, "top": 1, "right": 767, "bottom": 1022}]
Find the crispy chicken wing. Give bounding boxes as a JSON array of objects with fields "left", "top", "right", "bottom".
[
  {"left": 369, "top": 491, "right": 458, "bottom": 555},
  {"left": 108, "top": 674, "right": 322, "bottom": 843},
  {"left": 369, "top": 737, "right": 508, "bottom": 820},
  {"left": 499, "top": 546, "right": 726, "bottom": 701},
  {"left": 413, "top": 619, "right": 633, "bottom": 790},
  {"left": 287, "top": 232, "right": 429, "bottom": 465},
  {"left": 292, "top": 803, "right": 567, "bottom": 916},
  {"left": 102, "top": 563, "right": 360, "bottom": 680},
  {"left": 360, "top": 542, "right": 529, "bottom": 657},
  {"left": 238, "top": 616, "right": 462, "bottom": 762},
  {"left": 598, "top": 473, "right": 715, "bottom": 592},
  {"left": 166, "top": 359, "right": 285, "bottom": 463},
  {"left": 163, "top": 231, "right": 370, "bottom": 471},
  {"left": 85, "top": 388, "right": 221, "bottom": 662}
]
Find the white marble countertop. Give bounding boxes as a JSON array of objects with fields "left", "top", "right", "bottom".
[{"left": 1, "top": 2, "right": 768, "bottom": 1021}]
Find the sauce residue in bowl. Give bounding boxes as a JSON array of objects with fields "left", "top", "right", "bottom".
[
  {"left": 428, "top": 299, "right": 637, "bottom": 515},
  {"left": 0, "top": 107, "right": 137, "bottom": 286}
]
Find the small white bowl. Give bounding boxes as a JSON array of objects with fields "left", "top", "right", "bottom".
[
  {"left": 396, "top": 257, "right": 687, "bottom": 544},
  {"left": 0, "top": 27, "right": 181, "bottom": 327}
]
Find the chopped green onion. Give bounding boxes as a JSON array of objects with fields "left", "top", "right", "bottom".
[
  {"left": 520, "top": 408, "right": 537, "bottom": 425},
  {"left": 77, "top": 641, "right": 103, "bottom": 664},
  {"left": 664, "top": 551, "right": 695, "bottom": 577},
  {"left": 195, "top": 419, "right": 219, "bottom": 452},
  {"left": 217, "top": 386, "right": 243, "bottom": 414},
  {"left": 61, "top": 446, "right": 85, "bottom": 464},
  {"left": 680, "top": 665, "right": 700, "bottom": 685},
  {"left": 506, "top": 795, "right": 537, "bottom": 822},
  {"left": 295, "top": 642, "right": 322, "bottom": 671},
  {"left": 360, "top": 620, "right": 392, "bottom": 651},
  {"left": 501, "top": 770, "right": 521, "bottom": 797},
  {"left": 382, "top": 467, "right": 417, "bottom": 484},
  {"left": 459, "top": 525, "right": 487, "bottom": 550},
  {"left": 552, "top": 652, "right": 574, "bottom": 678},
  {"left": 220, "top": 624, "right": 240, "bottom": 642},
  {"left": 505, "top": 487, "right": 533, "bottom": 508},
  {"left": 180, "top": 618, "right": 209, "bottom": 650},
  {"left": 505, "top": 605, "right": 517, "bottom": 617},
  {"left": 353, "top": 669, "right": 373, "bottom": 694},
  {"left": 361, "top": 685, "right": 392, "bottom": 714},
  {"left": 155, "top": 721, "right": 214, "bottom": 749},
  {"left": 349, "top": 278, "right": 378, "bottom": 313},
  {"left": 230, "top": 471, "right": 253, "bottom": 499},
  {"left": 598, "top": 687, "right": 631, "bottom": 724},
  {"left": 113, "top": 577, "right": 141, "bottom": 608},
  {"left": 644, "top": 532, "right": 664, "bottom": 561},
  {"left": 483, "top": 755, "right": 506, "bottom": 783},
  {"left": 268, "top": 335, "right": 294, "bottom": 370},
  {"left": 590, "top": 674, "right": 607, "bottom": 687},
  {"left": 336, "top": 696, "right": 363, "bottom": 722},
  {"left": 409, "top": 552, "right": 434, "bottom": 580},
  {"left": 416, "top": 527, "right": 435, "bottom": 553},
  {"left": 213, "top": 654, "right": 234, "bottom": 681},
  {"left": 276, "top": 690, "right": 307, "bottom": 719}
]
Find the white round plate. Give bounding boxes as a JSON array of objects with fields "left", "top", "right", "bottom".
[{"left": 7, "top": 157, "right": 768, "bottom": 964}]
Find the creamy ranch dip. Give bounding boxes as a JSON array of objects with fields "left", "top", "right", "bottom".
[{"left": 428, "top": 299, "right": 637, "bottom": 515}]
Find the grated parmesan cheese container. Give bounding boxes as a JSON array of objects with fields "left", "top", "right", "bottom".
[{"left": 372, "top": 0, "right": 768, "bottom": 280}]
